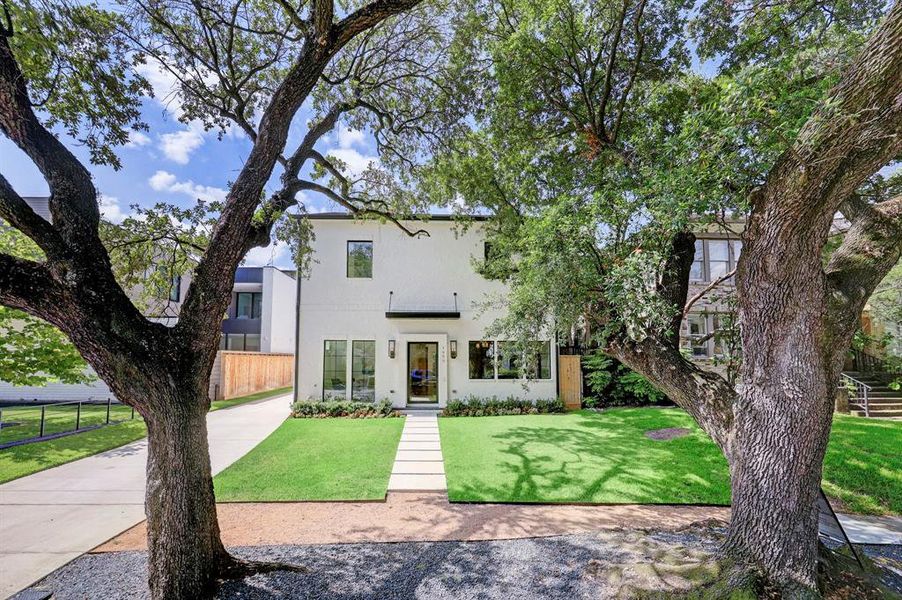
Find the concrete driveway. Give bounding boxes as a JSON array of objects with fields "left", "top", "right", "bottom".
[{"left": 0, "top": 393, "right": 290, "bottom": 599}]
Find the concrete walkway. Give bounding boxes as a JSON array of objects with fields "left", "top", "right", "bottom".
[
  {"left": 388, "top": 412, "right": 446, "bottom": 491},
  {"left": 0, "top": 393, "right": 290, "bottom": 599},
  {"left": 835, "top": 513, "right": 902, "bottom": 545}
]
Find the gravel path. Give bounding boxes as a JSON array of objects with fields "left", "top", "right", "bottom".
[{"left": 33, "top": 528, "right": 901, "bottom": 599}]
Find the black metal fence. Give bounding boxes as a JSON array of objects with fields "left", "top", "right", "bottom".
[{"left": 0, "top": 398, "right": 137, "bottom": 447}]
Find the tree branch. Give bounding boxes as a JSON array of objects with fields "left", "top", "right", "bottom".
[
  {"left": 0, "top": 173, "right": 67, "bottom": 257},
  {"left": 683, "top": 268, "right": 737, "bottom": 318},
  {"left": 825, "top": 195, "right": 902, "bottom": 357}
]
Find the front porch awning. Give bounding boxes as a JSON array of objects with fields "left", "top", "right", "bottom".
[
  {"left": 385, "top": 310, "right": 460, "bottom": 319},
  {"left": 386, "top": 291, "right": 460, "bottom": 319}
]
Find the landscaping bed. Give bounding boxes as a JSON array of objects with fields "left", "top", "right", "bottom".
[
  {"left": 439, "top": 408, "right": 902, "bottom": 515},
  {"left": 290, "top": 398, "right": 398, "bottom": 418},
  {"left": 213, "top": 417, "right": 404, "bottom": 501}
]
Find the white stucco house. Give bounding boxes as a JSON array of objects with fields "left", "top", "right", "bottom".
[{"left": 294, "top": 213, "right": 558, "bottom": 408}]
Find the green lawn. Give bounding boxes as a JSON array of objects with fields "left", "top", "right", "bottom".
[
  {"left": 823, "top": 414, "right": 901, "bottom": 515},
  {"left": 0, "top": 419, "right": 147, "bottom": 484},
  {"left": 209, "top": 385, "right": 293, "bottom": 411},
  {"left": 214, "top": 417, "right": 405, "bottom": 501},
  {"left": 439, "top": 408, "right": 902, "bottom": 515},
  {"left": 0, "top": 402, "right": 136, "bottom": 444},
  {"left": 0, "top": 386, "right": 292, "bottom": 484}
]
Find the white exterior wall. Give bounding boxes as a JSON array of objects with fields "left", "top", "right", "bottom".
[
  {"left": 0, "top": 368, "right": 113, "bottom": 403},
  {"left": 297, "top": 218, "right": 557, "bottom": 408},
  {"left": 261, "top": 267, "right": 297, "bottom": 353}
]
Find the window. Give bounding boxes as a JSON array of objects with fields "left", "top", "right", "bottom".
[
  {"left": 244, "top": 334, "right": 261, "bottom": 352},
  {"left": 323, "top": 340, "right": 347, "bottom": 400},
  {"left": 226, "top": 334, "right": 246, "bottom": 351},
  {"left": 687, "top": 315, "right": 708, "bottom": 358},
  {"left": 690, "top": 239, "right": 742, "bottom": 282},
  {"left": 468, "top": 341, "right": 495, "bottom": 379},
  {"left": 169, "top": 275, "right": 181, "bottom": 302},
  {"left": 236, "top": 292, "right": 263, "bottom": 319},
  {"left": 469, "top": 340, "right": 552, "bottom": 380},
  {"left": 690, "top": 240, "right": 705, "bottom": 281},
  {"left": 496, "top": 342, "right": 519, "bottom": 379},
  {"left": 347, "top": 241, "right": 373, "bottom": 278},
  {"left": 352, "top": 341, "right": 376, "bottom": 402},
  {"left": 707, "top": 241, "right": 730, "bottom": 279},
  {"left": 527, "top": 342, "right": 552, "bottom": 379}
]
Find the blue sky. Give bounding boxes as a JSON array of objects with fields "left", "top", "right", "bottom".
[{"left": 0, "top": 60, "right": 381, "bottom": 268}]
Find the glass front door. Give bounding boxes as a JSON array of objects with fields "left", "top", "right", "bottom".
[{"left": 408, "top": 342, "right": 438, "bottom": 403}]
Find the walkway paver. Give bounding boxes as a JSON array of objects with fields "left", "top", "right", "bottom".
[
  {"left": 388, "top": 412, "right": 446, "bottom": 492},
  {"left": 0, "top": 393, "right": 290, "bottom": 599}
]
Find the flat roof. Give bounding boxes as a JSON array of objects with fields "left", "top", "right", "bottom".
[{"left": 304, "top": 212, "right": 490, "bottom": 222}]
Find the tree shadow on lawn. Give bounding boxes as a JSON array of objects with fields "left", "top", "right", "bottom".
[{"left": 447, "top": 410, "right": 731, "bottom": 505}]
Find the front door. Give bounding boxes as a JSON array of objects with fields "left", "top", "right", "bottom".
[{"left": 408, "top": 342, "right": 438, "bottom": 404}]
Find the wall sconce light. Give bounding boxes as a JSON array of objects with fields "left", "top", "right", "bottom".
[
  {"left": 450, "top": 340, "right": 458, "bottom": 359},
  {"left": 388, "top": 339, "right": 396, "bottom": 359}
]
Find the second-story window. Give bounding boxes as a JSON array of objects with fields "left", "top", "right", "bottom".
[
  {"left": 347, "top": 241, "right": 373, "bottom": 278},
  {"left": 169, "top": 275, "right": 182, "bottom": 303},
  {"left": 690, "top": 239, "right": 742, "bottom": 282},
  {"left": 236, "top": 292, "right": 263, "bottom": 319}
]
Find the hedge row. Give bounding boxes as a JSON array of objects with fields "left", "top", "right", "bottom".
[
  {"left": 442, "top": 396, "right": 565, "bottom": 417},
  {"left": 290, "top": 399, "right": 398, "bottom": 418}
]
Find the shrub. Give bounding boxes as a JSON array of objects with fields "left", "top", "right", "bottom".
[
  {"left": 442, "top": 395, "right": 565, "bottom": 417},
  {"left": 290, "top": 398, "right": 398, "bottom": 418},
  {"left": 581, "top": 350, "right": 668, "bottom": 408}
]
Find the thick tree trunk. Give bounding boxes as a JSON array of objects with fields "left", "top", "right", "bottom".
[
  {"left": 724, "top": 210, "right": 839, "bottom": 597},
  {"left": 142, "top": 384, "right": 229, "bottom": 599}
]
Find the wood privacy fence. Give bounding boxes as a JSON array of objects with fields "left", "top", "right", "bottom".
[
  {"left": 558, "top": 354, "right": 582, "bottom": 410},
  {"left": 209, "top": 351, "right": 294, "bottom": 400}
]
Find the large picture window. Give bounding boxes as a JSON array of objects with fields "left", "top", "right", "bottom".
[
  {"left": 351, "top": 340, "right": 376, "bottom": 402},
  {"left": 468, "top": 341, "right": 495, "bottom": 379},
  {"left": 468, "top": 340, "right": 552, "bottom": 380},
  {"left": 236, "top": 292, "right": 263, "bottom": 319},
  {"left": 347, "top": 241, "right": 373, "bottom": 278},
  {"left": 323, "top": 340, "right": 347, "bottom": 400}
]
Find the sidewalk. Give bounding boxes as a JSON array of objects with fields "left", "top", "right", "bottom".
[
  {"left": 388, "top": 411, "right": 446, "bottom": 491},
  {"left": 0, "top": 393, "right": 290, "bottom": 599}
]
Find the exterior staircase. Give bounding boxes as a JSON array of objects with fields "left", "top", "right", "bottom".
[{"left": 842, "top": 372, "right": 902, "bottom": 418}]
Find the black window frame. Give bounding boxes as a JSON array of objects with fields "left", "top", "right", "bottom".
[
  {"left": 346, "top": 240, "right": 374, "bottom": 278},
  {"left": 322, "top": 339, "right": 348, "bottom": 400},
  {"left": 235, "top": 291, "right": 263, "bottom": 319}
]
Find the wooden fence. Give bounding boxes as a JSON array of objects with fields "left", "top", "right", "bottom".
[
  {"left": 558, "top": 354, "right": 582, "bottom": 410},
  {"left": 209, "top": 351, "right": 294, "bottom": 400}
]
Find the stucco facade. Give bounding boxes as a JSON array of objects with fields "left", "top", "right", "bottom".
[{"left": 295, "top": 215, "right": 558, "bottom": 408}]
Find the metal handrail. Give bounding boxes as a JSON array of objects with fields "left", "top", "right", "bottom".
[{"left": 840, "top": 373, "right": 871, "bottom": 417}]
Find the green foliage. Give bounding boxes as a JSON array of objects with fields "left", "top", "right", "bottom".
[
  {"left": 442, "top": 395, "right": 565, "bottom": 417},
  {"left": 582, "top": 351, "right": 667, "bottom": 408},
  {"left": 100, "top": 201, "right": 217, "bottom": 312},
  {"left": 9, "top": 0, "right": 149, "bottom": 168},
  {"left": 290, "top": 399, "right": 397, "bottom": 418},
  {"left": 0, "top": 224, "right": 90, "bottom": 386}
]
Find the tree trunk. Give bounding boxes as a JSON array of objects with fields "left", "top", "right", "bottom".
[
  {"left": 725, "top": 214, "right": 839, "bottom": 598},
  {"left": 143, "top": 384, "right": 229, "bottom": 599}
]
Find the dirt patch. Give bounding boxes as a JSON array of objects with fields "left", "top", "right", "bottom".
[
  {"left": 93, "top": 492, "right": 730, "bottom": 552},
  {"left": 645, "top": 427, "right": 692, "bottom": 441}
]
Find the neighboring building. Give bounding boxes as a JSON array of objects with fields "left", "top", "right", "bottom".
[
  {"left": 295, "top": 214, "right": 558, "bottom": 408},
  {"left": 0, "top": 198, "right": 297, "bottom": 402},
  {"left": 679, "top": 222, "right": 744, "bottom": 372},
  {"left": 220, "top": 266, "right": 297, "bottom": 353}
]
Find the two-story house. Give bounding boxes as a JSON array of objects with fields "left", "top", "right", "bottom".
[{"left": 294, "top": 214, "right": 558, "bottom": 408}]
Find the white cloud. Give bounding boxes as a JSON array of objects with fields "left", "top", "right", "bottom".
[
  {"left": 328, "top": 148, "right": 378, "bottom": 177},
  {"left": 337, "top": 127, "right": 366, "bottom": 149},
  {"left": 99, "top": 195, "right": 128, "bottom": 224},
  {"left": 137, "top": 60, "right": 183, "bottom": 119},
  {"left": 244, "top": 242, "right": 288, "bottom": 267},
  {"left": 125, "top": 131, "right": 151, "bottom": 148},
  {"left": 148, "top": 170, "right": 227, "bottom": 203},
  {"left": 159, "top": 126, "right": 205, "bottom": 164}
]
